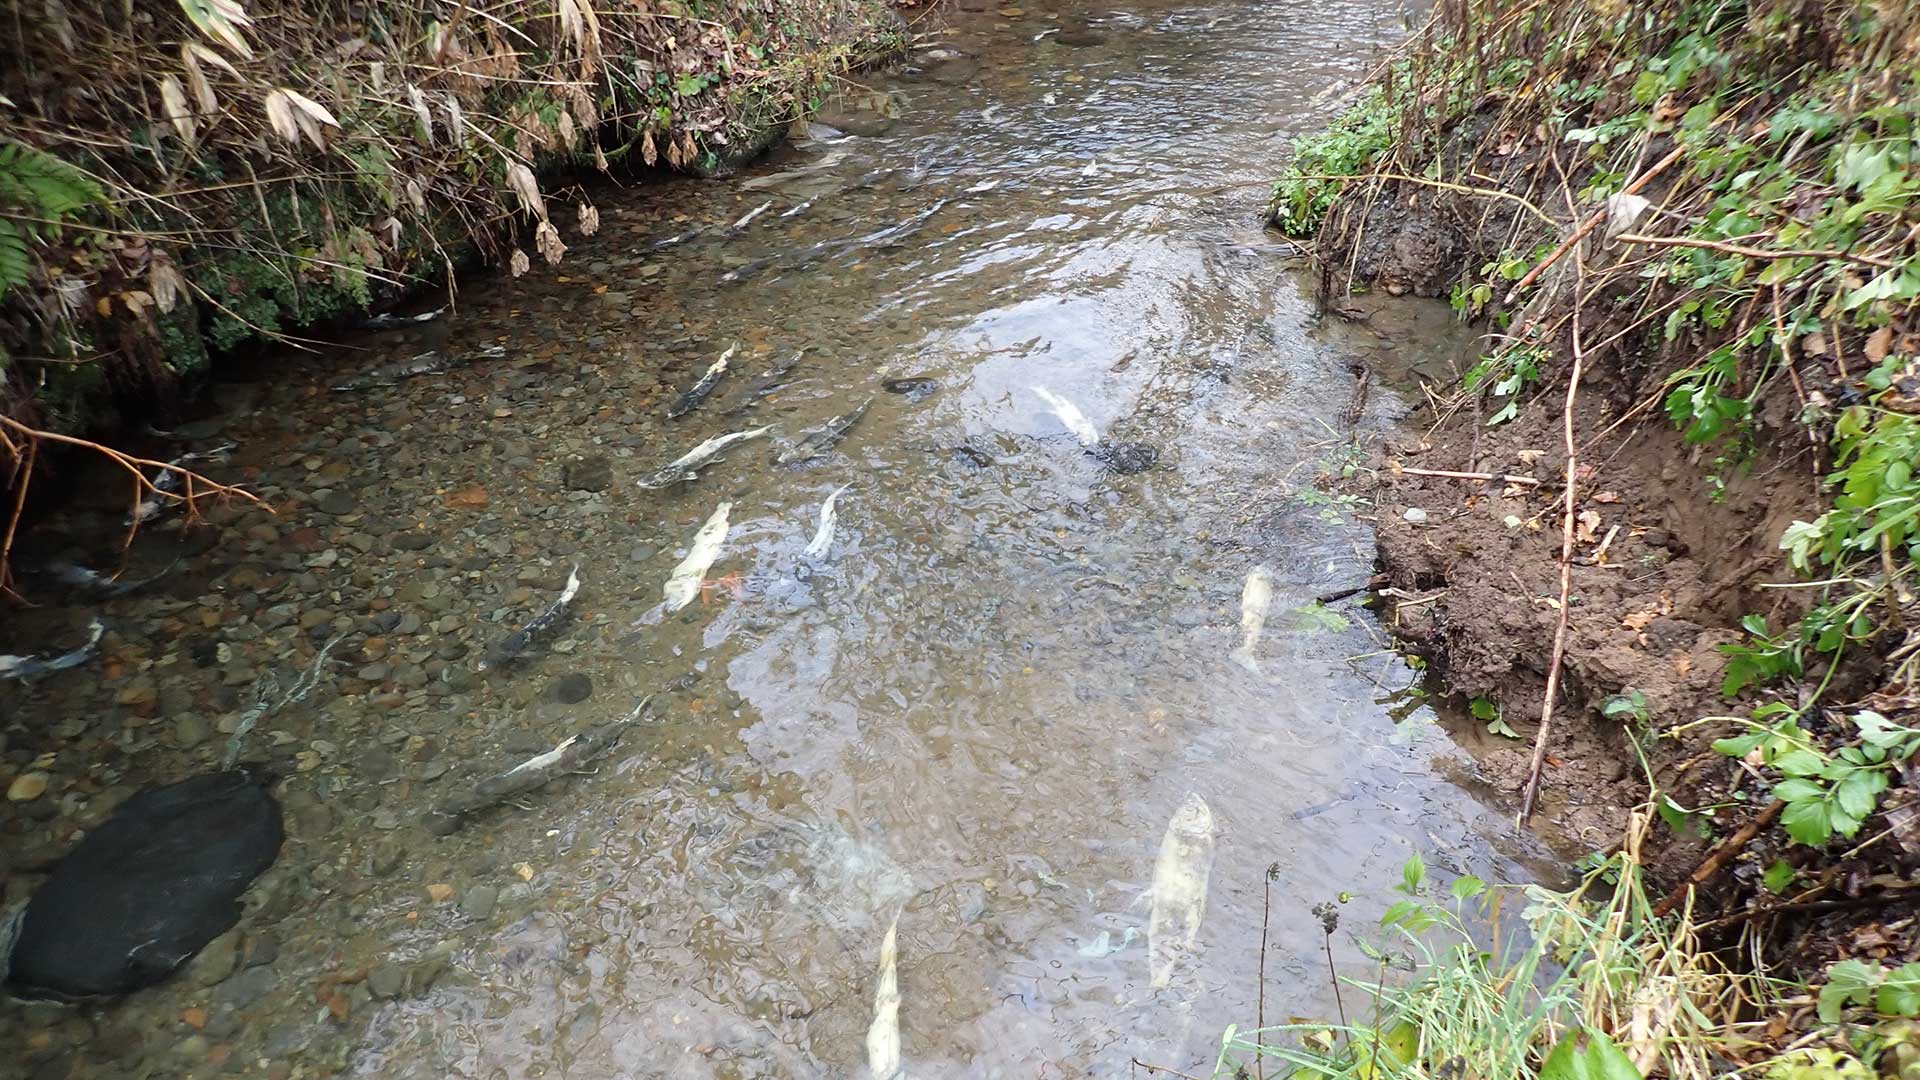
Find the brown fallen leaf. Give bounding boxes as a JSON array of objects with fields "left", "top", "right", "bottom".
[
  {"left": 1623, "top": 609, "right": 1660, "bottom": 631},
  {"left": 1592, "top": 490, "right": 1621, "bottom": 503},
  {"left": 427, "top": 882, "right": 455, "bottom": 902},
  {"left": 444, "top": 485, "right": 489, "bottom": 509},
  {"left": 1576, "top": 509, "right": 1602, "bottom": 543},
  {"left": 1867, "top": 326, "right": 1894, "bottom": 363}
]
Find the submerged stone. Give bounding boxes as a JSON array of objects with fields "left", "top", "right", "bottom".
[
  {"left": 1091, "top": 440, "right": 1158, "bottom": 474},
  {"left": 2, "top": 770, "right": 283, "bottom": 1000}
]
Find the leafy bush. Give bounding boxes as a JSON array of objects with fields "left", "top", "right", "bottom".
[
  {"left": 1714, "top": 708, "right": 1920, "bottom": 846},
  {"left": 1270, "top": 88, "right": 1394, "bottom": 238}
]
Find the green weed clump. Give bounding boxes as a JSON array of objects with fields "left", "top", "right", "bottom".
[
  {"left": 1218, "top": 828, "right": 1751, "bottom": 1080},
  {"left": 1270, "top": 88, "right": 1395, "bottom": 238},
  {"left": 1217, "top": 826, "right": 1920, "bottom": 1079}
]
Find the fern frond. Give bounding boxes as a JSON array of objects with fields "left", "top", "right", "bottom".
[
  {"left": 0, "top": 219, "right": 30, "bottom": 304},
  {"left": 0, "top": 142, "right": 106, "bottom": 220}
]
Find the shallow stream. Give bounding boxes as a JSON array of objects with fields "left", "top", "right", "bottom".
[{"left": 1, "top": 2, "right": 1557, "bottom": 1076}]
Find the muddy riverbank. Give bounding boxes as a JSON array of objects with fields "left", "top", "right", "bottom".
[
  {"left": 1301, "top": 4, "right": 1920, "bottom": 1011},
  {"left": 2, "top": 4, "right": 1568, "bottom": 1077}
]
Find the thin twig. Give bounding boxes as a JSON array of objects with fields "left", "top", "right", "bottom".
[
  {"left": 1257, "top": 865, "right": 1277, "bottom": 1080},
  {"left": 0, "top": 416, "right": 267, "bottom": 590},
  {"left": 1615, "top": 232, "right": 1899, "bottom": 271},
  {"left": 1129, "top": 1060, "right": 1205, "bottom": 1080},
  {"left": 1291, "top": 171, "right": 1557, "bottom": 228},
  {"left": 1517, "top": 284, "right": 1588, "bottom": 826},
  {"left": 1504, "top": 145, "right": 1688, "bottom": 304},
  {"left": 1395, "top": 465, "right": 1543, "bottom": 486}
]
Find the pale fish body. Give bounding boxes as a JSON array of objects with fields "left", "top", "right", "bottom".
[
  {"left": 663, "top": 502, "right": 732, "bottom": 611},
  {"left": 479, "top": 563, "right": 582, "bottom": 671},
  {"left": 667, "top": 344, "right": 739, "bottom": 419},
  {"left": 1229, "top": 567, "right": 1274, "bottom": 674},
  {"left": 1148, "top": 792, "right": 1216, "bottom": 990},
  {"left": 866, "top": 913, "right": 902, "bottom": 1080},
  {"left": 0, "top": 618, "right": 105, "bottom": 682},
  {"left": 130, "top": 443, "right": 236, "bottom": 523},
  {"left": 805, "top": 483, "right": 853, "bottom": 559},
  {"left": 637, "top": 425, "right": 772, "bottom": 489},
  {"left": 729, "top": 199, "right": 774, "bottom": 231},
  {"left": 1031, "top": 385, "right": 1099, "bottom": 447}
]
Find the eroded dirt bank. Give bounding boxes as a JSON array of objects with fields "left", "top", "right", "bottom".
[{"left": 1300, "top": 0, "right": 1920, "bottom": 990}]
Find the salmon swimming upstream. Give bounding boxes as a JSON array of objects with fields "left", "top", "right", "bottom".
[
  {"left": 663, "top": 502, "right": 732, "bottom": 612},
  {"left": 727, "top": 351, "right": 809, "bottom": 413},
  {"left": 0, "top": 618, "right": 106, "bottom": 682},
  {"left": 478, "top": 564, "right": 580, "bottom": 672},
  {"left": 805, "top": 483, "right": 853, "bottom": 559},
  {"left": 866, "top": 912, "right": 903, "bottom": 1079},
  {"left": 776, "top": 398, "right": 873, "bottom": 465},
  {"left": 667, "top": 344, "right": 738, "bottom": 419},
  {"left": 635, "top": 426, "right": 772, "bottom": 490},
  {"left": 1148, "top": 792, "right": 1216, "bottom": 990},
  {"left": 1030, "top": 385, "right": 1099, "bottom": 447},
  {"left": 1230, "top": 567, "right": 1274, "bottom": 674},
  {"left": 130, "top": 443, "right": 237, "bottom": 524}
]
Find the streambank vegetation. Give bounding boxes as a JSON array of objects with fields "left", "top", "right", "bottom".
[
  {"left": 1236, "top": 0, "right": 1920, "bottom": 1075},
  {"left": 0, "top": 0, "right": 908, "bottom": 588}
]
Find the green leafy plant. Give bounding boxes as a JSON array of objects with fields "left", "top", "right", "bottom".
[
  {"left": 1603, "top": 689, "right": 1650, "bottom": 725},
  {"left": 1781, "top": 410, "right": 1920, "bottom": 573},
  {"left": 1270, "top": 87, "right": 1395, "bottom": 237},
  {"left": 1291, "top": 602, "right": 1353, "bottom": 634},
  {"left": 1449, "top": 253, "right": 1530, "bottom": 320},
  {"left": 1819, "top": 959, "right": 1920, "bottom": 1023},
  {"left": 0, "top": 140, "right": 106, "bottom": 303},
  {"left": 1762, "top": 859, "right": 1799, "bottom": 895},
  {"left": 1718, "top": 616, "right": 1806, "bottom": 697},
  {"left": 1473, "top": 695, "right": 1519, "bottom": 738},
  {"left": 1713, "top": 708, "right": 1920, "bottom": 846},
  {"left": 1465, "top": 343, "right": 1546, "bottom": 426}
]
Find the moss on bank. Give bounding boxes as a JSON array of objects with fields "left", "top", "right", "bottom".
[
  {"left": 1257, "top": 0, "right": 1920, "bottom": 1075},
  {"left": 0, "top": 0, "right": 908, "bottom": 432}
]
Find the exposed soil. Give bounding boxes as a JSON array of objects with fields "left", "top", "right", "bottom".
[{"left": 1334, "top": 185, "right": 1829, "bottom": 891}]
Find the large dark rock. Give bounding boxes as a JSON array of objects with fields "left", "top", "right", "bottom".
[{"left": 3, "top": 770, "right": 283, "bottom": 1000}]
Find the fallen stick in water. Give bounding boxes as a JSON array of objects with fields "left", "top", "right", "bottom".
[{"left": 424, "top": 695, "right": 656, "bottom": 835}]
